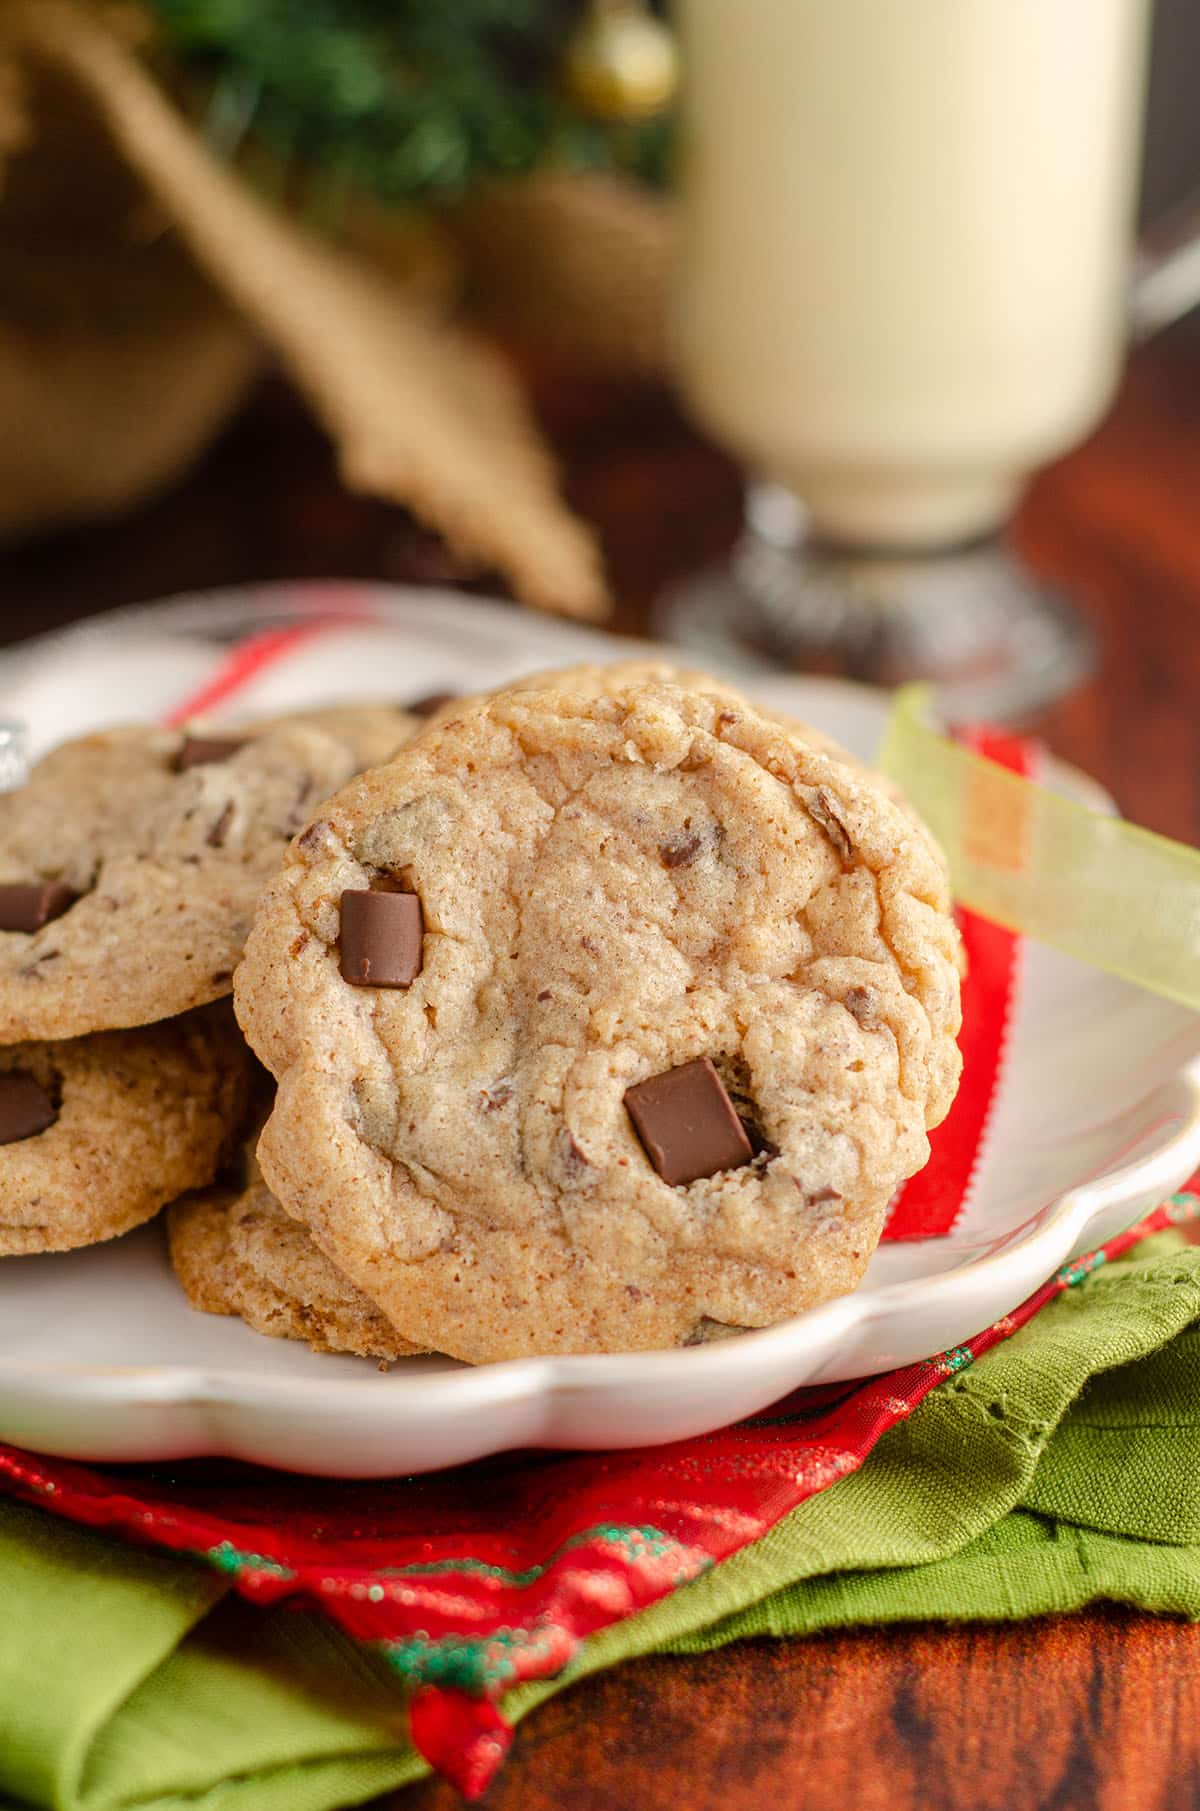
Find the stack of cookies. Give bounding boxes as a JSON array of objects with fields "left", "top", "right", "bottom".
[
  {"left": 0, "top": 665, "right": 964, "bottom": 1367},
  {"left": 0, "top": 705, "right": 417, "bottom": 1260}
]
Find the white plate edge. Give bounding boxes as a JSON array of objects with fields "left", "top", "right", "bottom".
[{"left": 4, "top": 1058, "right": 1198, "bottom": 1419}]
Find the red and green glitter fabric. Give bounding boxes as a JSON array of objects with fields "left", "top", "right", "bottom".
[
  {"left": 0, "top": 660, "right": 1177, "bottom": 1795},
  {"left": 1, "top": 1190, "right": 1196, "bottom": 1797}
]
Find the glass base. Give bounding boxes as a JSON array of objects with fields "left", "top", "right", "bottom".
[{"left": 655, "top": 489, "right": 1093, "bottom": 725}]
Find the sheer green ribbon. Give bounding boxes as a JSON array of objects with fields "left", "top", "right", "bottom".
[{"left": 879, "top": 686, "right": 1200, "bottom": 1012}]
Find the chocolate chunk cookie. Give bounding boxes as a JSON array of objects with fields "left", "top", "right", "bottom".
[
  {"left": 428, "top": 661, "right": 928, "bottom": 837},
  {"left": 0, "top": 1005, "right": 249, "bottom": 1255},
  {"left": 499, "top": 662, "right": 946, "bottom": 867},
  {"left": 168, "top": 1154, "right": 420, "bottom": 1362},
  {"left": 236, "top": 702, "right": 420, "bottom": 772},
  {"left": 236, "top": 683, "right": 962, "bottom": 1362},
  {"left": 0, "top": 706, "right": 417, "bottom": 1042}
]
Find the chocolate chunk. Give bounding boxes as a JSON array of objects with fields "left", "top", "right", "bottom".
[
  {"left": 408, "top": 691, "right": 458, "bottom": 718},
  {"left": 339, "top": 889, "right": 424, "bottom": 988},
  {"left": 173, "top": 736, "right": 247, "bottom": 773},
  {"left": 0, "top": 882, "right": 79, "bottom": 934},
  {"left": 206, "top": 802, "right": 235, "bottom": 848},
  {"left": 0, "top": 1071, "right": 57, "bottom": 1144},
  {"left": 808, "top": 787, "right": 854, "bottom": 861},
  {"left": 713, "top": 1053, "right": 775, "bottom": 1160},
  {"left": 660, "top": 831, "right": 702, "bottom": 869},
  {"left": 625, "top": 1056, "right": 753, "bottom": 1187}
]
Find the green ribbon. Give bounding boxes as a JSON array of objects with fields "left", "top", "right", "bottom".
[{"left": 879, "top": 685, "right": 1200, "bottom": 1012}]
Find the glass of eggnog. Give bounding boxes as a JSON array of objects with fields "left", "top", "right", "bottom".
[{"left": 663, "top": 0, "right": 1199, "bottom": 719}]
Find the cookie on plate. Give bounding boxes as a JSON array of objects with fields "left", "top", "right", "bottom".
[
  {"left": 420, "top": 661, "right": 932, "bottom": 846},
  {"left": 233, "top": 702, "right": 420, "bottom": 771},
  {"left": 421, "top": 661, "right": 759, "bottom": 736},
  {"left": 502, "top": 662, "right": 943, "bottom": 854},
  {"left": 0, "top": 706, "right": 417, "bottom": 1042},
  {"left": 168, "top": 1144, "right": 420, "bottom": 1362},
  {"left": 235, "top": 682, "right": 962, "bottom": 1363},
  {"left": 0, "top": 1005, "right": 249, "bottom": 1256}
]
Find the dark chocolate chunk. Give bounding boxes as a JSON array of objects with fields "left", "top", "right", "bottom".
[
  {"left": 339, "top": 889, "right": 424, "bottom": 988},
  {"left": 206, "top": 802, "right": 236, "bottom": 848},
  {"left": 408, "top": 691, "right": 458, "bottom": 718},
  {"left": 660, "top": 831, "right": 703, "bottom": 869},
  {"left": 173, "top": 736, "right": 247, "bottom": 773},
  {"left": 714, "top": 1052, "right": 775, "bottom": 1160},
  {"left": 0, "top": 882, "right": 79, "bottom": 934},
  {"left": 624, "top": 1056, "right": 753, "bottom": 1187},
  {"left": 0, "top": 1071, "right": 57, "bottom": 1144},
  {"left": 808, "top": 786, "right": 854, "bottom": 860}
]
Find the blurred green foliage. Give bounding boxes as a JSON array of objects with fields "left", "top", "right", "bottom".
[{"left": 149, "top": 0, "right": 672, "bottom": 205}]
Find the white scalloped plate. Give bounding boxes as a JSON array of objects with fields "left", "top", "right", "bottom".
[{"left": 0, "top": 584, "right": 1198, "bottom": 1477}]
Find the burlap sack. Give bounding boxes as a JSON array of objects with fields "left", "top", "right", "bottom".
[
  {"left": 0, "top": 1, "right": 680, "bottom": 618},
  {"left": 0, "top": 47, "right": 259, "bottom": 545},
  {"left": 449, "top": 170, "right": 674, "bottom": 376}
]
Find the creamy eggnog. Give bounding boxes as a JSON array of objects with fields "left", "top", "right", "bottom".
[{"left": 672, "top": 0, "right": 1152, "bottom": 548}]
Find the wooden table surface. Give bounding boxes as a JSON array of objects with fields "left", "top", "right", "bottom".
[{"left": 2, "top": 325, "right": 1200, "bottom": 1810}]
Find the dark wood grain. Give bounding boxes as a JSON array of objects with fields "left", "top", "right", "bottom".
[
  {"left": 397, "top": 1612, "right": 1200, "bottom": 1811},
  {"left": 1023, "top": 323, "right": 1200, "bottom": 843},
  {"left": 1, "top": 324, "right": 1198, "bottom": 1811}
]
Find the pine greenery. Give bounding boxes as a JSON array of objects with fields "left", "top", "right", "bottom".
[{"left": 148, "top": 0, "right": 671, "bottom": 205}]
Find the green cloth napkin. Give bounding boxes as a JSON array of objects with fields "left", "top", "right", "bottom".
[{"left": 4, "top": 1229, "right": 1200, "bottom": 1811}]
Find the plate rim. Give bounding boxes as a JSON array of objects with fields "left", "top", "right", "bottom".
[
  {"left": 4, "top": 1059, "right": 1198, "bottom": 1412},
  {"left": 1, "top": 582, "right": 1196, "bottom": 1471}
]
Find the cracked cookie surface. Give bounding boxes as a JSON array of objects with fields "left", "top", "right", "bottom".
[
  {"left": 0, "top": 1004, "right": 249, "bottom": 1255},
  {"left": 429, "top": 658, "right": 863, "bottom": 767},
  {"left": 0, "top": 706, "right": 417, "bottom": 1041},
  {"left": 431, "top": 661, "right": 936, "bottom": 861},
  {"left": 235, "top": 683, "right": 962, "bottom": 1362}
]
